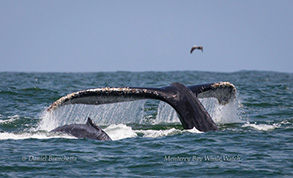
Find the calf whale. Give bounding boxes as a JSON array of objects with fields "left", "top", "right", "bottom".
[
  {"left": 48, "top": 82, "right": 236, "bottom": 139},
  {"left": 51, "top": 117, "right": 111, "bottom": 141}
]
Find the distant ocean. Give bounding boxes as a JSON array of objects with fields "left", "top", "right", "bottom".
[{"left": 0, "top": 71, "right": 292, "bottom": 177}]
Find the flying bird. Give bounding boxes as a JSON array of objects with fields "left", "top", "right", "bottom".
[{"left": 190, "top": 45, "right": 203, "bottom": 54}]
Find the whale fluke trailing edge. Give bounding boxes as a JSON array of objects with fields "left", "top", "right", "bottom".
[{"left": 48, "top": 82, "right": 236, "bottom": 134}]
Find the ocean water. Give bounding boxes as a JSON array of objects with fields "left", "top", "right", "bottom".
[{"left": 0, "top": 71, "right": 292, "bottom": 177}]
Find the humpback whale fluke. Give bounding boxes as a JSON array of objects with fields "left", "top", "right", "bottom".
[
  {"left": 50, "top": 117, "right": 112, "bottom": 141},
  {"left": 190, "top": 45, "right": 203, "bottom": 53},
  {"left": 48, "top": 82, "right": 236, "bottom": 133}
]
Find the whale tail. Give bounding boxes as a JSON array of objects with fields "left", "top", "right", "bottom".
[{"left": 47, "top": 82, "right": 236, "bottom": 132}]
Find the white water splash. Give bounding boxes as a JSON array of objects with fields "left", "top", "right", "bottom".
[
  {"left": 104, "top": 124, "right": 202, "bottom": 140},
  {"left": 0, "top": 132, "right": 76, "bottom": 140},
  {"left": 104, "top": 124, "right": 137, "bottom": 140},
  {"left": 242, "top": 122, "right": 280, "bottom": 131},
  {"left": 136, "top": 128, "right": 180, "bottom": 138},
  {"left": 0, "top": 124, "right": 201, "bottom": 141},
  {"left": 136, "top": 127, "right": 202, "bottom": 138}
]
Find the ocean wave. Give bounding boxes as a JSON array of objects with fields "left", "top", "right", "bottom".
[
  {"left": 0, "top": 132, "right": 76, "bottom": 140},
  {"left": 242, "top": 122, "right": 280, "bottom": 131},
  {"left": 1, "top": 124, "right": 191, "bottom": 141},
  {"left": 105, "top": 123, "right": 202, "bottom": 140},
  {"left": 0, "top": 87, "right": 56, "bottom": 94},
  {"left": 135, "top": 127, "right": 202, "bottom": 138},
  {"left": 0, "top": 115, "right": 20, "bottom": 124},
  {"left": 104, "top": 124, "right": 194, "bottom": 141}
]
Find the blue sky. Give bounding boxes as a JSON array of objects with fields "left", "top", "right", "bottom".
[{"left": 1, "top": 0, "right": 292, "bottom": 73}]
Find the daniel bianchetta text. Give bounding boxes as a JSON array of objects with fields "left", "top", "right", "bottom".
[
  {"left": 22, "top": 155, "right": 77, "bottom": 162},
  {"left": 164, "top": 155, "right": 241, "bottom": 162}
]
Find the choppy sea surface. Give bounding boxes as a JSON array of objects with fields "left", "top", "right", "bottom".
[{"left": 0, "top": 71, "right": 292, "bottom": 177}]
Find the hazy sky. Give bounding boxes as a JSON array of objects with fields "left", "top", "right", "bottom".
[{"left": 1, "top": 0, "right": 292, "bottom": 73}]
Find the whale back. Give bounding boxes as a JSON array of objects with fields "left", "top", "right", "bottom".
[{"left": 51, "top": 117, "right": 112, "bottom": 141}]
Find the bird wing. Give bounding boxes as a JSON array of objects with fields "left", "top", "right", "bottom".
[{"left": 190, "top": 47, "right": 196, "bottom": 53}]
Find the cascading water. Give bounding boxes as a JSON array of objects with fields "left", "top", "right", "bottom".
[{"left": 38, "top": 100, "right": 146, "bottom": 131}]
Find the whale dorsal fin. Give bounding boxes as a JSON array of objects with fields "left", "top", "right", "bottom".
[{"left": 86, "top": 117, "right": 101, "bottom": 131}]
